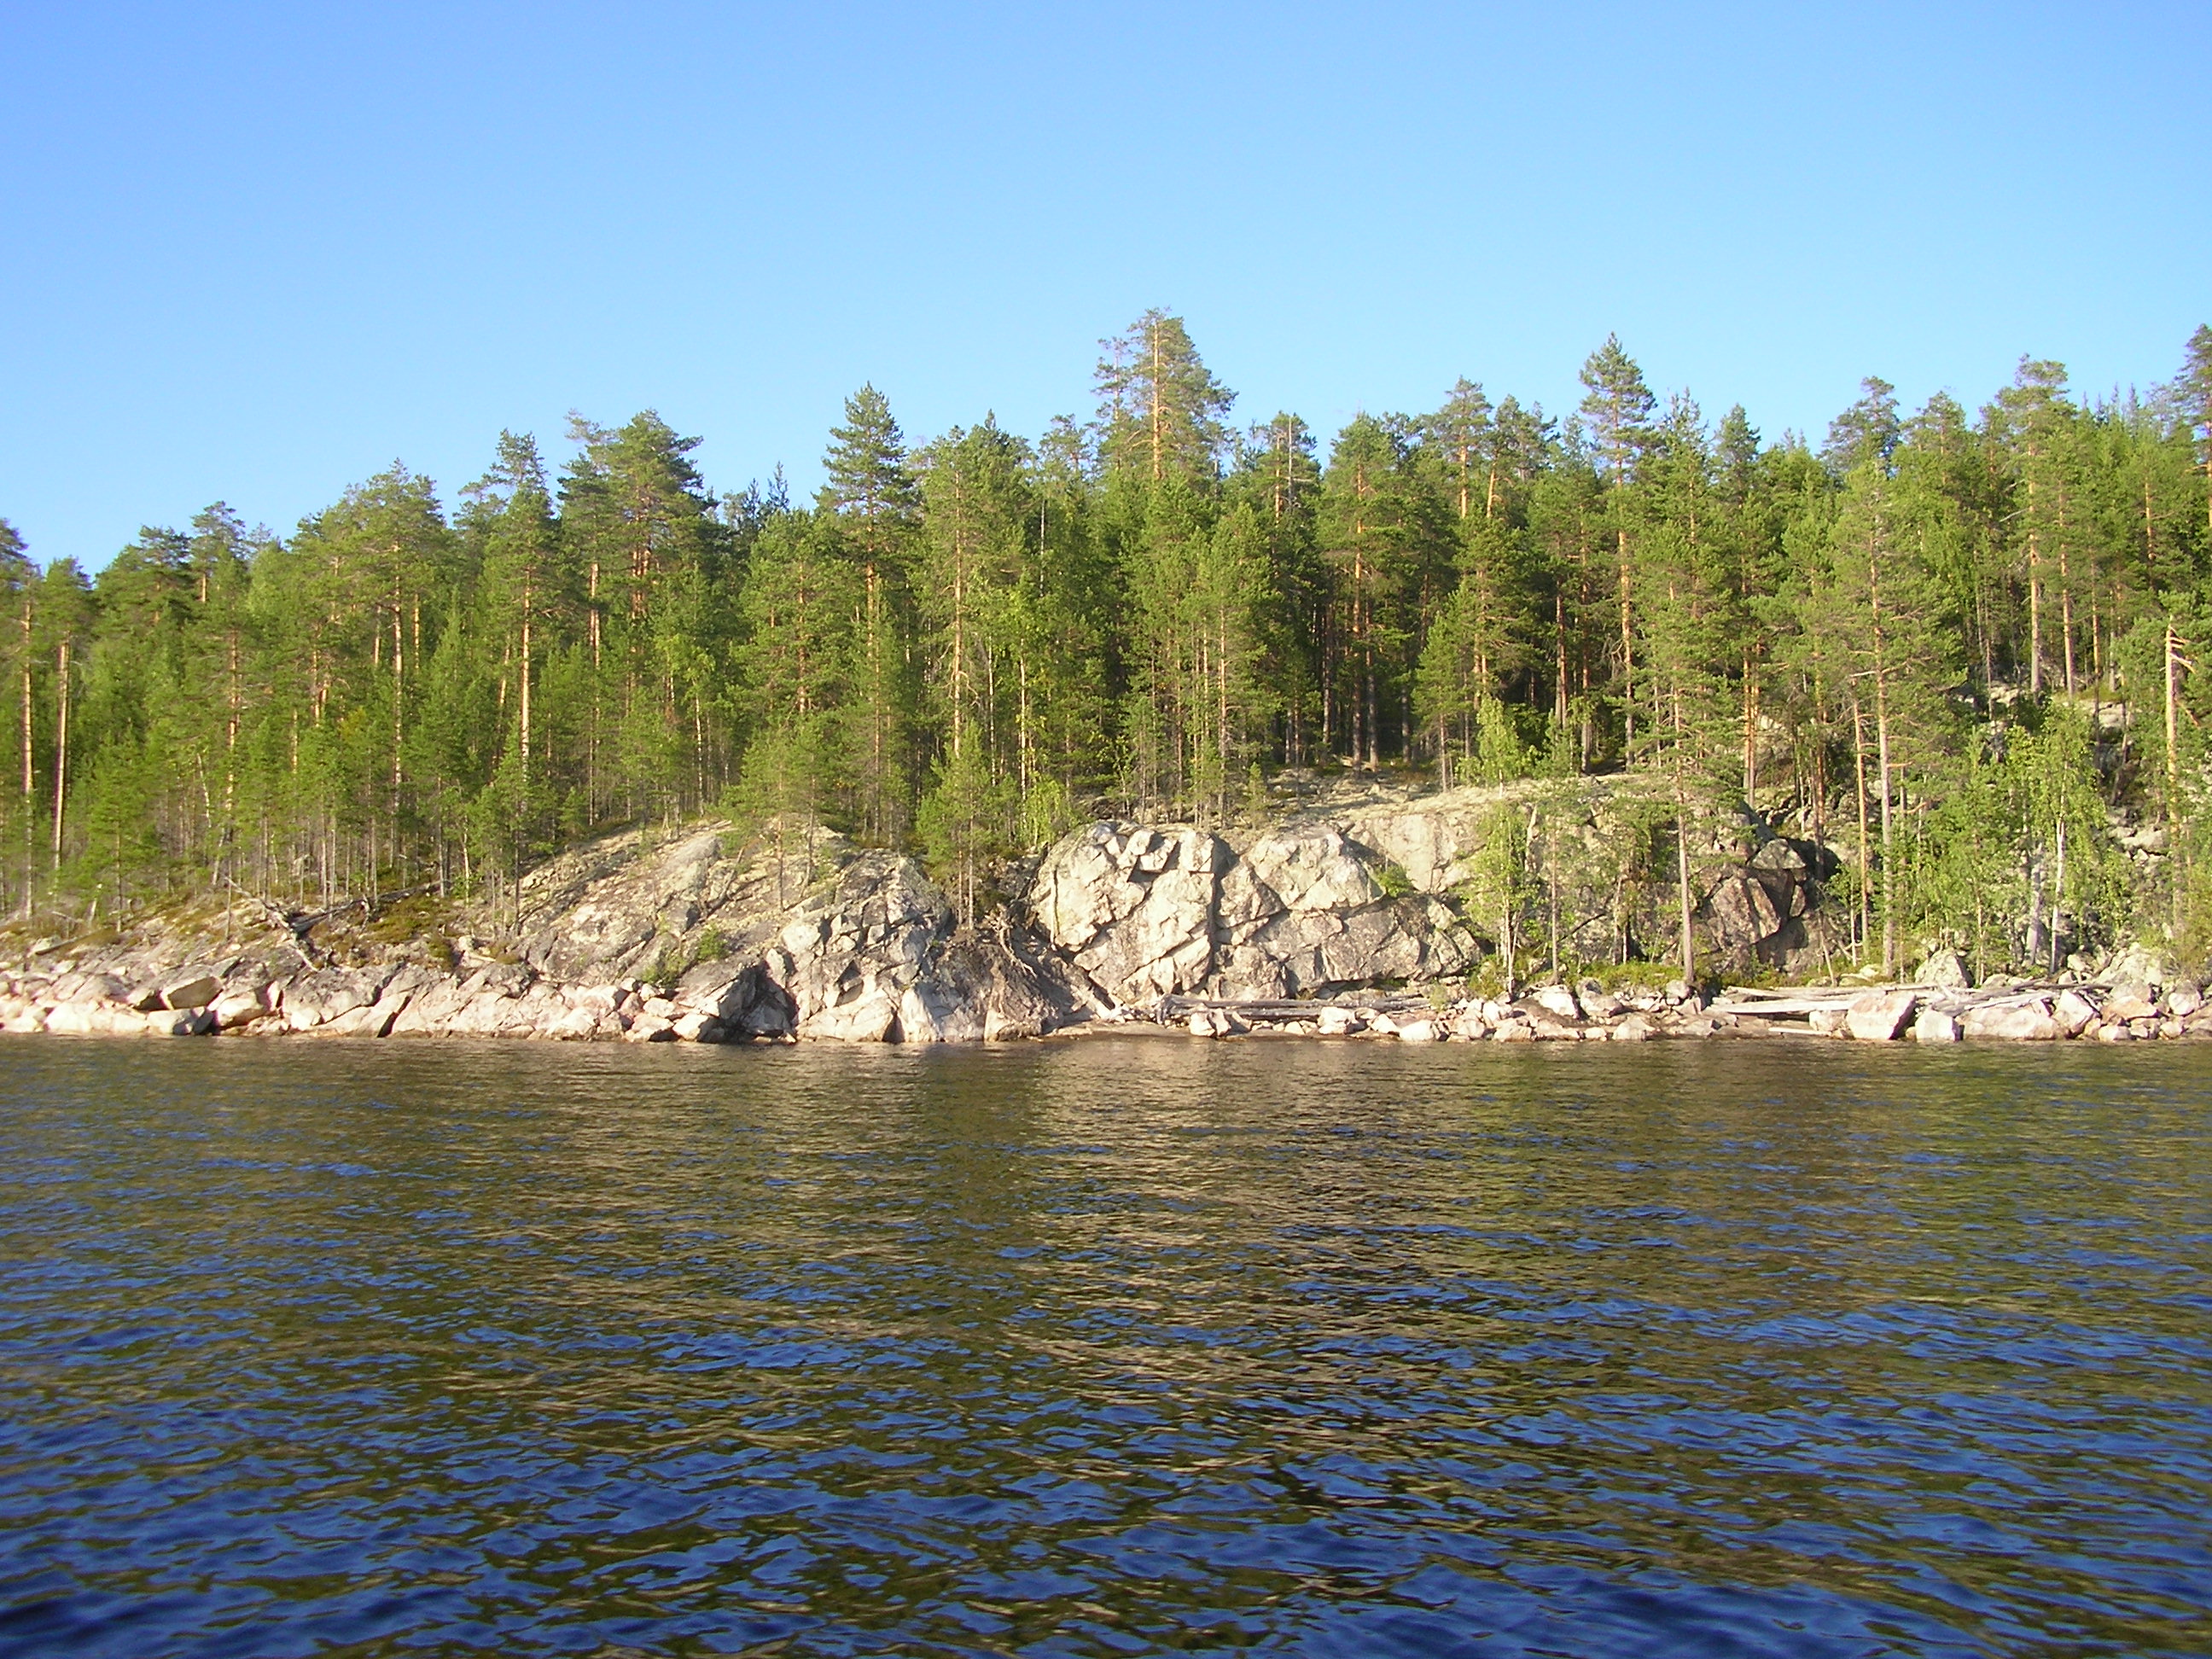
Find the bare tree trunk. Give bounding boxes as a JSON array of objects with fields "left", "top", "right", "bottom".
[
  {"left": 1851, "top": 689, "right": 1871, "bottom": 955},
  {"left": 520, "top": 579, "right": 533, "bottom": 789},
  {"left": 1675, "top": 786, "right": 1696, "bottom": 981},
  {"left": 49, "top": 637, "right": 69, "bottom": 870}
]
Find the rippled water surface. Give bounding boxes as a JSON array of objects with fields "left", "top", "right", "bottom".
[{"left": 1, "top": 1035, "right": 2209, "bottom": 1657}]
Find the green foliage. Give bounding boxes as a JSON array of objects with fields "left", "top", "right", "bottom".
[{"left": 0, "top": 315, "right": 2204, "bottom": 977}]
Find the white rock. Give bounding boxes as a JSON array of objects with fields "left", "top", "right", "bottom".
[
  {"left": 1845, "top": 989, "right": 1918, "bottom": 1042},
  {"left": 1962, "top": 1001, "right": 2065, "bottom": 1041},
  {"left": 1911, "top": 1009, "right": 1959, "bottom": 1043},
  {"left": 2102, "top": 984, "right": 2160, "bottom": 1022},
  {"left": 1916, "top": 949, "right": 1971, "bottom": 990},
  {"left": 160, "top": 974, "right": 222, "bottom": 1010},
  {"left": 211, "top": 991, "right": 268, "bottom": 1029},
  {"left": 145, "top": 1008, "right": 216, "bottom": 1037},
  {"left": 1396, "top": 1018, "right": 1440, "bottom": 1043},
  {"left": 2052, "top": 989, "right": 2098, "bottom": 1037},
  {"left": 1532, "top": 984, "right": 1582, "bottom": 1022}
]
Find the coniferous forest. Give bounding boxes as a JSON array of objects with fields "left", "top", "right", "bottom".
[{"left": 7, "top": 314, "right": 2212, "bottom": 975}]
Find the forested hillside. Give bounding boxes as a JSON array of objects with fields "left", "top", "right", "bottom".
[{"left": 7, "top": 315, "right": 2212, "bottom": 975}]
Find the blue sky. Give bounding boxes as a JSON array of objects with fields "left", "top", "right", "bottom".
[{"left": 2, "top": 1, "right": 2204, "bottom": 568}]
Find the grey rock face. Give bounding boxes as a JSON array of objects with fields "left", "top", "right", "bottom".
[
  {"left": 1027, "top": 817, "right": 1476, "bottom": 1005},
  {"left": 1214, "top": 821, "right": 1475, "bottom": 998},
  {"left": 1031, "top": 823, "right": 1226, "bottom": 1003}
]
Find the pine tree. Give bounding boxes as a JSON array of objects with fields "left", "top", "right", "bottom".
[
  {"left": 1093, "top": 310, "right": 1236, "bottom": 485},
  {"left": 1578, "top": 335, "right": 1656, "bottom": 754},
  {"left": 819, "top": 385, "right": 919, "bottom": 843}
]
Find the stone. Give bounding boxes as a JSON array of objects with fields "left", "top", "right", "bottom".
[
  {"left": 281, "top": 966, "right": 391, "bottom": 1031},
  {"left": 1701, "top": 873, "right": 1784, "bottom": 964},
  {"left": 1846, "top": 989, "right": 1919, "bottom": 1042},
  {"left": 1748, "top": 837, "right": 1809, "bottom": 876},
  {"left": 1915, "top": 949, "right": 1971, "bottom": 990},
  {"left": 1576, "top": 980, "right": 1621, "bottom": 1020},
  {"left": 323, "top": 1000, "right": 402, "bottom": 1038},
  {"left": 2103, "top": 981, "right": 2160, "bottom": 1021},
  {"left": 1396, "top": 1018, "right": 1440, "bottom": 1043},
  {"left": 145, "top": 1008, "right": 215, "bottom": 1036},
  {"left": 1188, "top": 1008, "right": 1220, "bottom": 1037},
  {"left": 2164, "top": 982, "right": 2203, "bottom": 1019},
  {"left": 1492, "top": 1019, "right": 1534, "bottom": 1042},
  {"left": 2158, "top": 1017, "right": 2187, "bottom": 1040},
  {"left": 2052, "top": 989, "right": 2099, "bottom": 1036},
  {"left": 1809, "top": 1007, "right": 1849, "bottom": 1035},
  {"left": 671, "top": 1010, "right": 718, "bottom": 1041},
  {"left": 545, "top": 1004, "right": 606, "bottom": 1041},
  {"left": 1532, "top": 984, "right": 1581, "bottom": 1022},
  {"left": 46, "top": 1002, "right": 118, "bottom": 1035},
  {"left": 160, "top": 974, "right": 222, "bottom": 1011},
  {"left": 1210, "top": 820, "right": 1476, "bottom": 1000},
  {"left": 1911, "top": 1008, "right": 1959, "bottom": 1044},
  {"left": 1450, "top": 1010, "right": 1491, "bottom": 1041},
  {"left": 211, "top": 991, "right": 268, "bottom": 1029},
  {"left": 1962, "top": 1001, "right": 2065, "bottom": 1041},
  {"left": 623, "top": 1013, "right": 677, "bottom": 1042},
  {"left": 894, "top": 932, "right": 1086, "bottom": 1043},
  {"left": 1031, "top": 822, "right": 1225, "bottom": 1003},
  {"left": 2094, "top": 1022, "right": 2133, "bottom": 1042},
  {"left": 1315, "top": 1006, "right": 1360, "bottom": 1036},
  {"left": 1610, "top": 1014, "right": 1653, "bottom": 1042},
  {"left": 2104, "top": 944, "right": 2178, "bottom": 992}
]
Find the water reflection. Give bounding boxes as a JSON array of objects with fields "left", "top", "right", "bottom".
[{"left": 1, "top": 1035, "right": 2206, "bottom": 1656}]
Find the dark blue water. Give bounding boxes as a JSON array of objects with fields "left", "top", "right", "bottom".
[{"left": 0, "top": 1035, "right": 2207, "bottom": 1656}]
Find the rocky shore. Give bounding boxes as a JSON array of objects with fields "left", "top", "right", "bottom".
[{"left": 5, "top": 776, "right": 2206, "bottom": 1049}]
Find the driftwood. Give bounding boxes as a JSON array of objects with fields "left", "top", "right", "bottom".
[
  {"left": 1712, "top": 980, "right": 2116, "bottom": 1022},
  {"left": 1152, "top": 992, "right": 1434, "bottom": 1025}
]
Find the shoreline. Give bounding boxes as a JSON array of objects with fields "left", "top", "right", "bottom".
[{"left": 7, "top": 958, "right": 2208, "bottom": 1048}]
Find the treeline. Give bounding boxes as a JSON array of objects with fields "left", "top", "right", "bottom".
[{"left": 5, "top": 314, "right": 2211, "bottom": 971}]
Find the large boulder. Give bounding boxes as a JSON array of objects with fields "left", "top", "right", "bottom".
[
  {"left": 160, "top": 972, "right": 223, "bottom": 1011},
  {"left": 895, "top": 932, "right": 1081, "bottom": 1043},
  {"left": 758, "top": 851, "right": 952, "bottom": 1040},
  {"left": 1030, "top": 823, "right": 1225, "bottom": 1004},
  {"left": 1962, "top": 1000, "right": 2065, "bottom": 1041},
  {"left": 1846, "top": 989, "right": 1919, "bottom": 1042},
  {"left": 281, "top": 966, "right": 396, "bottom": 1031},
  {"left": 1212, "top": 821, "right": 1475, "bottom": 998}
]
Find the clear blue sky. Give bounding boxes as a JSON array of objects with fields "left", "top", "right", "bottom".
[{"left": 3, "top": 1, "right": 2204, "bottom": 569}]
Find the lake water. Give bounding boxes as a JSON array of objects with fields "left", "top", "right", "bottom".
[{"left": 0, "top": 1034, "right": 2207, "bottom": 1657}]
